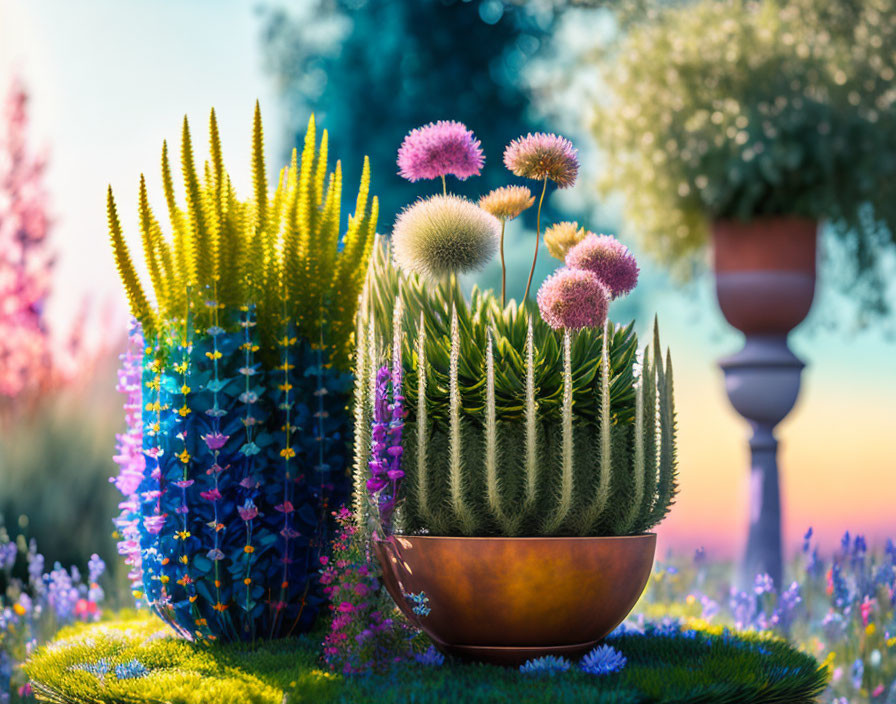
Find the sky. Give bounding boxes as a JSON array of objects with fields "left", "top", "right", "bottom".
[{"left": 1, "top": 0, "right": 894, "bottom": 561}]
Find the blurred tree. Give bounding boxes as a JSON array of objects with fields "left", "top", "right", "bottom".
[
  {"left": 0, "top": 78, "right": 124, "bottom": 577},
  {"left": 0, "top": 79, "right": 53, "bottom": 408},
  {"left": 261, "top": 0, "right": 563, "bottom": 226}
]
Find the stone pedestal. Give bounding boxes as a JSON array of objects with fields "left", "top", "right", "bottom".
[{"left": 713, "top": 218, "right": 817, "bottom": 588}]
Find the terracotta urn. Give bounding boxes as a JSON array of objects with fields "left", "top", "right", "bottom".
[
  {"left": 712, "top": 216, "right": 817, "bottom": 589},
  {"left": 373, "top": 533, "right": 656, "bottom": 666},
  {"left": 712, "top": 217, "right": 817, "bottom": 335}
]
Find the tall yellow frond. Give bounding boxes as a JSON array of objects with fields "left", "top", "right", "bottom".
[
  {"left": 295, "top": 114, "right": 317, "bottom": 265},
  {"left": 252, "top": 100, "right": 268, "bottom": 236},
  {"left": 310, "top": 128, "right": 329, "bottom": 234},
  {"left": 208, "top": 108, "right": 225, "bottom": 193},
  {"left": 161, "top": 140, "right": 186, "bottom": 243},
  {"left": 333, "top": 156, "right": 371, "bottom": 286},
  {"left": 108, "top": 186, "right": 156, "bottom": 336},
  {"left": 138, "top": 174, "right": 169, "bottom": 313},
  {"left": 180, "top": 117, "right": 209, "bottom": 293},
  {"left": 218, "top": 178, "right": 244, "bottom": 306},
  {"left": 316, "top": 160, "right": 342, "bottom": 297}
]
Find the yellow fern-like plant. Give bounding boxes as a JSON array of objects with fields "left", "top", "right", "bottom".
[{"left": 107, "top": 102, "right": 378, "bottom": 368}]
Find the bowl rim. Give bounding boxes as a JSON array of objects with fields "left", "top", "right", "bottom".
[{"left": 381, "top": 532, "right": 657, "bottom": 543}]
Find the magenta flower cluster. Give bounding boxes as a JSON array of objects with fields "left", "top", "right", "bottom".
[
  {"left": 537, "top": 268, "right": 610, "bottom": 331},
  {"left": 367, "top": 365, "right": 405, "bottom": 532},
  {"left": 320, "top": 508, "right": 416, "bottom": 674},
  {"left": 537, "top": 233, "right": 639, "bottom": 331},
  {"left": 0, "top": 80, "right": 52, "bottom": 400},
  {"left": 566, "top": 234, "right": 640, "bottom": 299},
  {"left": 397, "top": 120, "right": 484, "bottom": 182}
]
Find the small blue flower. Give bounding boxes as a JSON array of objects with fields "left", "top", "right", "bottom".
[
  {"left": 606, "top": 622, "right": 641, "bottom": 639},
  {"left": 520, "top": 655, "right": 571, "bottom": 675},
  {"left": 580, "top": 645, "right": 627, "bottom": 676},
  {"left": 644, "top": 617, "right": 682, "bottom": 637},
  {"left": 74, "top": 658, "right": 111, "bottom": 681},
  {"left": 403, "top": 591, "right": 431, "bottom": 617},
  {"left": 115, "top": 659, "right": 149, "bottom": 680},
  {"left": 851, "top": 657, "right": 864, "bottom": 689},
  {"left": 415, "top": 645, "right": 445, "bottom": 667}
]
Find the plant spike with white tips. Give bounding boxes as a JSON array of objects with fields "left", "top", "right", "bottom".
[
  {"left": 544, "top": 329, "right": 575, "bottom": 534},
  {"left": 415, "top": 311, "right": 431, "bottom": 522},
  {"left": 622, "top": 347, "right": 646, "bottom": 533},
  {"left": 352, "top": 308, "right": 370, "bottom": 528},
  {"left": 524, "top": 320, "right": 538, "bottom": 511},
  {"left": 484, "top": 327, "right": 515, "bottom": 534},
  {"left": 448, "top": 306, "right": 475, "bottom": 534}
]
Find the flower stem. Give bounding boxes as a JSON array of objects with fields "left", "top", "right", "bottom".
[
  {"left": 524, "top": 177, "right": 548, "bottom": 301},
  {"left": 441, "top": 174, "right": 447, "bottom": 196},
  {"left": 499, "top": 219, "right": 507, "bottom": 307}
]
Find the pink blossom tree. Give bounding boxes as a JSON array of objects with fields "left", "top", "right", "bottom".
[{"left": 0, "top": 78, "right": 53, "bottom": 405}]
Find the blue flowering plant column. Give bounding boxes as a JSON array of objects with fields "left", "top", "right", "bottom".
[{"left": 109, "top": 104, "right": 378, "bottom": 642}]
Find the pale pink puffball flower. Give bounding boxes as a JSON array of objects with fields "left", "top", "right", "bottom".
[
  {"left": 503, "top": 132, "right": 579, "bottom": 188},
  {"left": 565, "top": 233, "right": 639, "bottom": 299},
  {"left": 537, "top": 267, "right": 610, "bottom": 331}
]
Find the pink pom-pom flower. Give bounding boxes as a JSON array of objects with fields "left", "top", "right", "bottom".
[
  {"left": 503, "top": 132, "right": 579, "bottom": 188},
  {"left": 565, "top": 233, "right": 639, "bottom": 299},
  {"left": 537, "top": 268, "right": 609, "bottom": 331},
  {"left": 397, "top": 120, "right": 484, "bottom": 182}
]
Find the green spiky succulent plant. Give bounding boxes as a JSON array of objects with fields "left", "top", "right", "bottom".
[
  {"left": 108, "top": 104, "right": 377, "bottom": 641},
  {"left": 353, "top": 244, "right": 677, "bottom": 537}
]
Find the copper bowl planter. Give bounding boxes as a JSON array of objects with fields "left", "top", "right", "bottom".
[{"left": 373, "top": 533, "right": 656, "bottom": 666}]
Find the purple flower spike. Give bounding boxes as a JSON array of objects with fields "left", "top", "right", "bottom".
[
  {"left": 368, "top": 365, "right": 406, "bottom": 532},
  {"left": 397, "top": 120, "right": 484, "bottom": 182},
  {"left": 565, "top": 233, "right": 639, "bottom": 299},
  {"left": 112, "top": 323, "right": 146, "bottom": 591},
  {"left": 537, "top": 268, "right": 609, "bottom": 331}
]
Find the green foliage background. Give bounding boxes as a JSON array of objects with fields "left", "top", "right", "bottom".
[{"left": 588, "top": 0, "right": 896, "bottom": 307}]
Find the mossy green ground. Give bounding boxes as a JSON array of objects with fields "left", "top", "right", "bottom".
[{"left": 25, "top": 614, "right": 828, "bottom": 704}]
